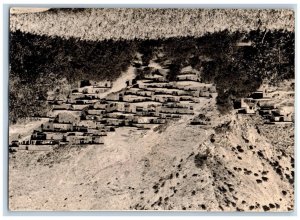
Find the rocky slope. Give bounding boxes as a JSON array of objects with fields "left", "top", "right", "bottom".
[{"left": 9, "top": 92, "right": 294, "bottom": 211}]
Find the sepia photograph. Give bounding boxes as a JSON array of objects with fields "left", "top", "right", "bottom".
[{"left": 8, "top": 7, "right": 295, "bottom": 212}]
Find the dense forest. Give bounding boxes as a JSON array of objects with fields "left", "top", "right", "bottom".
[{"left": 9, "top": 29, "right": 294, "bottom": 122}]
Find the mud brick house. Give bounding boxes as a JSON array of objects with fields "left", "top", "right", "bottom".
[
  {"left": 179, "top": 96, "right": 198, "bottom": 103},
  {"left": 93, "top": 101, "right": 108, "bottom": 109},
  {"left": 153, "top": 118, "right": 166, "bottom": 124},
  {"left": 46, "top": 96, "right": 55, "bottom": 104},
  {"left": 250, "top": 91, "right": 264, "bottom": 99},
  {"left": 106, "top": 91, "right": 124, "bottom": 101},
  {"left": 124, "top": 102, "right": 132, "bottom": 112},
  {"left": 258, "top": 100, "right": 276, "bottom": 110},
  {"left": 156, "top": 105, "right": 193, "bottom": 115},
  {"left": 52, "top": 103, "right": 72, "bottom": 110},
  {"left": 135, "top": 106, "right": 147, "bottom": 113},
  {"left": 87, "top": 109, "right": 106, "bottom": 115},
  {"left": 117, "top": 103, "right": 137, "bottom": 113},
  {"left": 36, "top": 140, "right": 60, "bottom": 145},
  {"left": 71, "top": 104, "right": 89, "bottom": 111},
  {"left": 95, "top": 122, "right": 106, "bottom": 129},
  {"left": 91, "top": 135, "right": 104, "bottom": 144},
  {"left": 78, "top": 80, "right": 91, "bottom": 88},
  {"left": 56, "top": 112, "right": 80, "bottom": 124},
  {"left": 78, "top": 86, "right": 109, "bottom": 95},
  {"left": 66, "top": 133, "right": 102, "bottom": 145},
  {"left": 78, "top": 120, "right": 98, "bottom": 129},
  {"left": 85, "top": 94, "right": 99, "bottom": 100},
  {"left": 85, "top": 115, "right": 102, "bottom": 121},
  {"left": 272, "top": 115, "right": 285, "bottom": 122},
  {"left": 69, "top": 92, "right": 85, "bottom": 100},
  {"left": 87, "top": 128, "right": 100, "bottom": 134},
  {"left": 9, "top": 140, "right": 19, "bottom": 148},
  {"left": 147, "top": 88, "right": 189, "bottom": 96},
  {"left": 74, "top": 97, "right": 98, "bottom": 104},
  {"left": 140, "top": 117, "right": 165, "bottom": 124},
  {"left": 68, "top": 110, "right": 86, "bottom": 118},
  {"left": 268, "top": 109, "right": 294, "bottom": 123},
  {"left": 144, "top": 72, "right": 165, "bottom": 81},
  {"left": 31, "top": 131, "right": 46, "bottom": 140},
  {"left": 279, "top": 108, "right": 294, "bottom": 122},
  {"left": 240, "top": 98, "right": 257, "bottom": 114},
  {"left": 73, "top": 125, "right": 88, "bottom": 132},
  {"left": 124, "top": 88, "right": 140, "bottom": 96},
  {"left": 176, "top": 74, "right": 200, "bottom": 82},
  {"left": 78, "top": 80, "right": 112, "bottom": 89},
  {"left": 132, "top": 116, "right": 157, "bottom": 124},
  {"left": 154, "top": 77, "right": 169, "bottom": 83},
  {"left": 146, "top": 82, "right": 171, "bottom": 89},
  {"left": 123, "top": 95, "right": 150, "bottom": 103},
  {"left": 192, "top": 85, "right": 216, "bottom": 97},
  {"left": 54, "top": 99, "right": 65, "bottom": 105},
  {"left": 105, "top": 118, "right": 125, "bottom": 126},
  {"left": 53, "top": 122, "right": 73, "bottom": 131},
  {"left": 135, "top": 110, "right": 155, "bottom": 117},
  {"left": 135, "top": 80, "right": 154, "bottom": 89},
  {"left": 152, "top": 94, "right": 181, "bottom": 103},
  {"left": 161, "top": 102, "right": 193, "bottom": 110},
  {"left": 105, "top": 102, "right": 118, "bottom": 112},
  {"left": 106, "top": 112, "right": 135, "bottom": 120},
  {"left": 92, "top": 80, "right": 112, "bottom": 88},
  {"left": 19, "top": 140, "right": 30, "bottom": 145},
  {"left": 135, "top": 90, "right": 153, "bottom": 97},
  {"left": 93, "top": 87, "right": 110, "bottom": 93},
  {"left": 66, "top": 135, "right": 84, "bottom": 145},
  {"left": 43, "top": 132, "right": 64, "bottom": 140},
  {"left": 66, "top": 98, "right": 77, "bottom": 104}
]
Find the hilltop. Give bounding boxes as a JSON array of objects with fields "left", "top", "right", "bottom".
[{"left": 10, "top": 8, "right": 294, "bottom": 41}]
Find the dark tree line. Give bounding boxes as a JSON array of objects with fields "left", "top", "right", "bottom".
[{"left": 9, "top": 29, "right": 294, "bottom": 122}]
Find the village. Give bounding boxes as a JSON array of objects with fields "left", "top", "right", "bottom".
[
  {"left": 9, "top": 63, "right": 294, "bottom": 152},
  {"left": 233, "top": 90, "right": 294, "bottom": 124},
  {"left": 9, "top": 66, "right": 218, "bottom": 151}
]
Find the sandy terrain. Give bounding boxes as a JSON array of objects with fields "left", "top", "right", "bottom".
[
  {"left": 9, "top": 118, "right": 49, "bottom": 143},
  {"left": 99, "top": 66, "right": 136, "bottom": 99},
  {"left": 8, "top": 95, "right": 294, "bottom": 211}
]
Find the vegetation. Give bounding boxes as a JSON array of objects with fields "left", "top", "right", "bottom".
[
  {"left": 9, "top": 31, "right": 138, "bottom": 123},
  {"left": 194, "top": 153, "right": 208, "bottom": 168},
  {"left": 9, "top": 29, "right": 294, "bottom": 122}
]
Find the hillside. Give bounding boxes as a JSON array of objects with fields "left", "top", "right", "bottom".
[
  {"left": 9, "top": 29, "right": 294, "bottom": 122},
  {"left": 9, "top": 89, "right": 294, "bottom": 211},
  {"left": 10, "top": 8, "right": 294, "bottom": 41}
]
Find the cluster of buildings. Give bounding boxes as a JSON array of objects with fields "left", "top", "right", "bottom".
[
  {"left": 233, "top": 91, "right": 294, "bottom": 123},
  {"left": 10, "top": 68, "right": 217, "bottom": 151}
]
